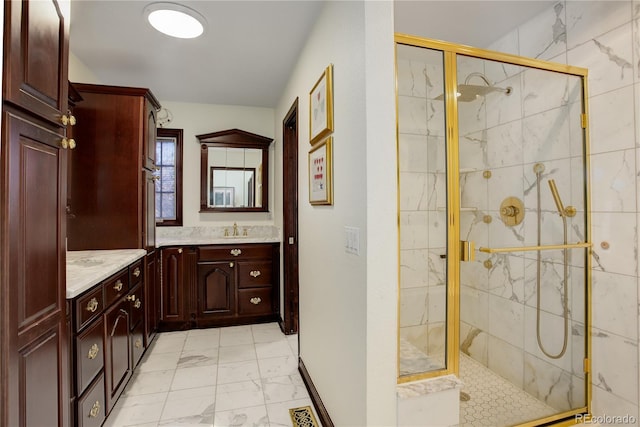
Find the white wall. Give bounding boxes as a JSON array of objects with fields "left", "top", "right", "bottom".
[
  {"left": 69, "top": 51, "right": 102, "bottom": 84},
  {"left": 274, "top": 1, "right": 397, "bottom": 425}
]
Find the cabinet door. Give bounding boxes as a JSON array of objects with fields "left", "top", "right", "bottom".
[
  {"left": 143, "top": 169, "right": 156, "bottom": 251},
  {"left": 144, "top": 100, "right": 157, "bottom": 170},
  {"left": 104, "top": 301, "right": 130, "bottom": 412},
  {"left": 197, "top": 261, "right": 235, "bottom": 317},
  {"left": 4, "top": 0, "right": 70, "bottom": 125},
  {"left": 3, "top": 110, "right": 68, "bottom": 427},
  {"left": 160, "top": 248, "right": 187, "bottom": 322}
]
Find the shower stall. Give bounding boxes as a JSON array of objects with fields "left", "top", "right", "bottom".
[{"left": 395, "top": 35, "right": 591, "bottom": 426}]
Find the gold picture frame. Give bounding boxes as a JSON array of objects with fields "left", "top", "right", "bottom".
[
  {"left": 309, "top": 64, "right": 334, "bottom": 145},
  {"left": 308, "top": 137, "right": 333, "bottom": 205}
]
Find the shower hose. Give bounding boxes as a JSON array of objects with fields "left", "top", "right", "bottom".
[{"left": 535, "top": 169, "right": 569, "bottom": 359}]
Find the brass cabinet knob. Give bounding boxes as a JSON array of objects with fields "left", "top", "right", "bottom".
[
  {"left": 135, "top": 339, "right": 142, "bottom": 349},
  {"left": 134, "top": 299, "right": 141, "bottom": 309},
  {"left": 229, "top": 262, "right": 234, "bottom": 268},
  {"left": 230, "top": 249, "right": 242, "bottom": 256},
  {"left": 250, "top": 297, "right": 262, "bottom": 305},
  {"left": 178, "top": 248, "right": 183, "bottom": 254},
  {"left": 133, "top": 267, "right": 141, "bottom": 277},
  {"left": 61, "top": 113, "right": 76, "bottom": 126},
  {"left": 249, "top": 270, "right": 261, "bottom": 278},
  {"left": 86, "top": 298, "right": 99, "bottom": 313},
  {"left": 89, "top": 401, "right": 100, "bottom": 418},
  {"left": 68, "top": 138, "right": 76, "bottom": 149},
  {"left": 113, "top": 280, "right": 123, "bottom": 292},
  {"left": 60, "top": 137, "right": 69, "bottom": 149},
  {"left": 126, "top": 294, "right": 136, "bottom": 302},
  {"left": 69, "top": 114, "right": 76, "bottom": 126},
  {"left": 87, "top": 343, "right": 99, "bottom": 360}
]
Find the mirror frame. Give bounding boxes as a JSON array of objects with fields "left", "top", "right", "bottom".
[{"left": 197, "top": 129, "right": 273, "bottom": 212}]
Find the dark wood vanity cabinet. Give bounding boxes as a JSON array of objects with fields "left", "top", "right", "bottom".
[
  {"left": 159, "top": 243, "right": 280, "bottom": 331},
  {"left": 70, "top": 259, "right": 148, "bottom": 425},
  {"left": 1, "top": 2, "right": 71, "bottom": 425}
]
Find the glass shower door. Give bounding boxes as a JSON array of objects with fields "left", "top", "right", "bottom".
[{"left": 456, "top": 54, "right": 589, "bottom": 425}]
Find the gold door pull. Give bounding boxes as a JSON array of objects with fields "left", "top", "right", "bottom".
[{"left": 460, "top": 241, "right": 475, "bottom": 262}]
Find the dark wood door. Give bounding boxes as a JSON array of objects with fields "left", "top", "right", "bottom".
[
  {"left": 144, "top": 100, "right": 158, "bottom": 170},
  {"left": 3, "top": 0, "right": 70, "bottom": 125},
  {"left": 2, "top": 110, "right": 69, "bottom": 427},
  {"left": 282, "top": 99, "right": 299, "bottom": 334},
  {"left": 197, "top": 262, "right": 235, "bottom": 318},
  {"left": 143, "top": 168, "right": 156, "bottom": 252},
  {"left": 160, "top": 248, "right": 187, "bottom": 322},
  {"left": 104, "top": 300, "right": 131, "bottom": 412}
]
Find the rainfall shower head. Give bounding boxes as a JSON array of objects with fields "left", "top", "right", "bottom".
[
  {"left": 548, "top": 179, "right": 566, "bottom": 218},
  {"left": 435, "top": 72, "right": 512, "bottom": 102}
]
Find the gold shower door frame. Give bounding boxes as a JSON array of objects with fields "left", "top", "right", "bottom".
[{"left": 395, "top": 34, "right": 592, "bottom": 426}]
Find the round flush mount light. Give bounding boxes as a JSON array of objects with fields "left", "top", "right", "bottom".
[{"left": 144, "top": 2, "right": 206, "bottom": 39}]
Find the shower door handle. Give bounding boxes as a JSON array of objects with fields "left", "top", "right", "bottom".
[{"left": 460, "top": 240, "right": 475, "bottom": 262}]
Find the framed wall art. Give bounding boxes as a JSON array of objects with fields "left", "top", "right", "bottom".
[
  {"left": 308, "top": 137, "right": 333, "bottom": 205},
  {"left": 309, "top": 64, "right": 334, "bottom": 145}
]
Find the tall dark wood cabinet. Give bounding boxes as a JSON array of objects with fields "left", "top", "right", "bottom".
[
  {"left": 1, "top": 1, "right": 71, "bottom": 426},
  {"left": 66, "top": 83, "right": 161, "bottom": 349}
]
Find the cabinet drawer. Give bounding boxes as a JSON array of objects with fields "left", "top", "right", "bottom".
[
  {"left": 76, "top": 317, "right": 104, "bottom": 394},
  {"left": 238, "top": 288, "right": 273, "bottom": 315},
  {"left": 199, "top": 244, "right": 273, "bottom": 261},
  {"left": 75, "top": 286, "right": 104, "bottom": 331},
  {"left": 104, "top": 269, "right": 129, "bottom": 308},
  {"left": 130, "top": 260, "right": 143, "bottom": 287},
  {"left": 238, "top": 261, "right": 273, "bottom": 288},
  {"left": 77, "top": 373, "right": 106, "bottom": 427}
]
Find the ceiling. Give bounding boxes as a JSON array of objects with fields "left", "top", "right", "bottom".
[{"left": 70, "top": 1, "right": 554, "bottom": 108}]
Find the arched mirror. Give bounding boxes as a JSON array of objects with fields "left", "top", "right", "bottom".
[{"left": 197, "top": 129, "right": 273, "bottom": 212}]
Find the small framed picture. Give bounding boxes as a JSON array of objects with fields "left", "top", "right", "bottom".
[
  {"left": 308, "top": 137, "right": 333, "bottom": 205},
  {"left": 309, "top": 64, "right": 334, "bottom": 145}
]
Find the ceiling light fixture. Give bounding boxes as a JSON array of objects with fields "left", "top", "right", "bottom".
[{"left": 144, "top": 2, "right": 206, "bottom": 39}]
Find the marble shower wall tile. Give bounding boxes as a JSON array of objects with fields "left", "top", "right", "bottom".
[
  {"left": 399, "top": 172, "right": 432, "bottom": 211},
  {"left": 398, "top": 134, "right": 428, "bottom": 173},
  {"left": 519, "top": 2, "right": 568, "bottom": 61},
  {"left": 591, "top": 212, "right": 638, "bottom": 277},
  {"left": 523, "top": 306, "right": 573, "bottom": 374},
  {"left": 591, "top": 327, "right": 639, "bottom": 405},
  {"left": 396, "top": 59, "right": 428, "bottom": 98},
  {"left": 400, "top": 249, "right": 430, "bottom": 288},
  {"left": 486, "top": 120, "right": 524, "bottom": 169},
  {"left": 460, "top": 286, "right": 489, "bottom": 331},
  {"left": 568, "top": 23, "right": 634, "bottom": 97},
  {"left": 522, "top": 106, "right": 572, "bottom": 165},
  {"left": 522, "top": 67, "right": 571, "bottom": 118},
  {"left": 591, "top": 386, "right": 640, "bottom": 426},
  {"left": 524, "top": 353, "right": 576, "bottom": 412},
  {"left": 489, "top": 294, "right": 525, "bottom": 349},
  {"left": 565, "top": 0, "right": 633, "bottom": 49},
  {"left": 400, "top": 287, "right": 429, "bottom": 327},
  {"left": 592, "top": 270, "right": 638, "bottom": 340},
  {"left": 459, "top": 130, "right": 488, "bottom": 170},
  {"left": 460, "top": 321, "right": 488, "bottom": 365},
  {"left": 486, "top": 73, "right": 523, "bottom": 129},
  {"left": 487, "top": 254, "right": 525, "bottom": 302},
  {"left": 488, "top": 335, "right": 524, "bottom": 389},
  {"left": 589, "top": 85, "right": 637, "bottom": 154},
  {"left": 399, "top": 211, "right": 429, "bottom": 250},
  {"left": 398, "top": 95, "right": 428, "bottom": 135},
  {"left": 591, "top": 149, "right": 637, "bottom": 212}
]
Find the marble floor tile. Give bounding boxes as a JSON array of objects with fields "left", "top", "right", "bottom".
[
  {"left": 103, "top": 393, "right": 167, "bottom": 426},
  {"left": 255, "top": 340, "right": 294, "bottom": 359},
  {"left": 220, "top": 326, "right": 254, "bottom": 347},
  {"left": 150, "top": 333, "right": 187, "bottom": 354},
  {"left": 183, "top": 334, "right": 220, "bottom": 351},
  {"left": 217, "top": 360, "right": 261, "bottom": 384},
  {"left": 124, "top": 369, "right": 175, "bottom": 396},
  {"left": 252, "top": 326, "right": 287, "bottom": 344},
  {"left": 262, "top": 375, "right": 309, "bottom": 404},
  {"left": 137, "top": 351, "right": 181, "bottom": 373},
  {"left": 171, "top": 365, "right": 218, "bottom": 390},
  {"left": 218, "top": 344, "right": 257, "bottom": 364},
  {"left": 178, "top": 347, "right": 219, "bottom": 368},
  {"left": 258, "top": 355, "right": 299, "bottom": 379},
  {"left": 213, "top": 404, "right": 270, "bottom": 427},
  {"left": 215, "top": 380, "right": 265, "bottom": 412},
  {"left": 160, "top": 386, "right": 216, "bottom": 423}
]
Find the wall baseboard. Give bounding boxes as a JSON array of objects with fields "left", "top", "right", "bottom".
[{"left": 298, "top": 357, "right": 334, "bottom": 427}]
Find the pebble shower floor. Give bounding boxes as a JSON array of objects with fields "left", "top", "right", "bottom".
[{"left": 459, "top": 353, "right": 556, "bottom": 426}]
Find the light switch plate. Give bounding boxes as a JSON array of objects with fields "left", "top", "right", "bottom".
[{"left": 344, "top": 226, "right": 360, "bottom": 255}]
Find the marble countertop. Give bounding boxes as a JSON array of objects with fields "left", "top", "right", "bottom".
[
  {"left": 156, "top": 225, "right": 280, "bottom": 247},
  {"left": 66, "top": 249, "right": 147, "bottom": 299},
  {"left": 156, "top": 235, "right": 280, "bottom": 247}
]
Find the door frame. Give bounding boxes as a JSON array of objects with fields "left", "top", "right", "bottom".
[{"left": 282, "top": 98, "right": 299, "bottom": 334}]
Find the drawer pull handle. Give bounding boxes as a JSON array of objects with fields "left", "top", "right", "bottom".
[
  {"left": 250, "top": 270, "right": 261, "bottom": 278},
  {"left": 133, "top": 267, "right": 141, "bottom": 277},
  {"left": 127, "top": 294, "right": 136, "bottom": 302},
  {"left": 113, "top": 280, "right": 123, "bottom": 292},
  {"left": 135, "top": 339, "right": 142, "bottom": 349},
  {"left": 86, "top": 298, "right": 99, "bottom": 313},
  {"left": 230, "top": 249, "right": 242, "bottom": 256},
  {"left": 89, "top": 400, "right": 100, "bottom": 418},
  {"left": 178, "top": 248, "right": 183, "bottom": 254},
  {"left": 87, "top": 343, "right": 99, "bottom": 360},
  {"left": 250, "top": 297, "right": 262, "bottom": 305},
  {"left": 134, "top": 299, "right": 141, "bottom": 309},
  {"left": 229, "top": 262, "right": 234, "bottom": 268}
]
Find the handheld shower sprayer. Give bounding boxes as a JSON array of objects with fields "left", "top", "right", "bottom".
[{"left": 548, "top": 179, "right": 566, "bottom": 218}]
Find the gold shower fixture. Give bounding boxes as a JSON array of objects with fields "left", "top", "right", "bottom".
[{"left": 500, "top": 197, "right": 524, "bottom": 226}]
